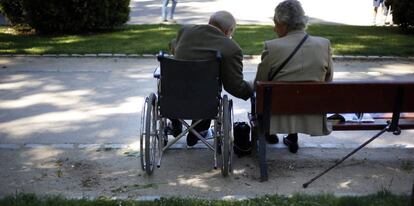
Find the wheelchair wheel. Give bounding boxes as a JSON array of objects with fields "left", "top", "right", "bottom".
[
  {"left": 140, "top": 93, "right": 158, "bottom": 175},
  {"left": 221, "top": 95, "right": 234, "bottom": 177}
]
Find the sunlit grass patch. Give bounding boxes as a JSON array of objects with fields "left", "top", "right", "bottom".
[{"left": 0, "top": 24, "right": 413, "bottom": 56}]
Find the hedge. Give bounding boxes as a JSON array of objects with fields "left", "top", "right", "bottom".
[
  {"left": 0, "top": 0, "right": 130, "bottom": 34},
  {"left": 392, "top": 0, "right": 414, "bottom": 29},
  {"left": 0, "top": 0, "right": 25, "bottom": 25}
]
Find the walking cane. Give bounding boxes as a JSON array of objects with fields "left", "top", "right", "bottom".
[
  {"left": 303, "top": 126, "right": 388, "bottom": 188},
  {"left": 303, "top": 87, "right": 404, "bottom": 188}
]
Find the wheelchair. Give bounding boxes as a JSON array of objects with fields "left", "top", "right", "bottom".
[{"left": 140, "top": 51, "right": 234, "bottom": 177}]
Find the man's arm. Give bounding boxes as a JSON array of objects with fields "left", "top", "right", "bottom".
[
  {"left": 221, "top": 48, "right": 253, "bottom": 101},
  {"left": 169, "top": 27, "right": 185, "bottom": 55},
  {"left": 169, "top": 38, "right": 177, "bottom": 55}
]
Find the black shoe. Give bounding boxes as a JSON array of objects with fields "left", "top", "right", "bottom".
[
  {"left": 283, "top": 134, "right": 299, "bottom": 153},
  {"left": 187, "top": 128, "right": 213, "bottom": 147},
  {"left": 171, "top": 127, "right": 182, "bottom": 138},
  {"left": 166, "top": 121, "right": 182, "bottom": 137},
  {"left": 186, "top": 132, "right": 198, "bottom": 147},
  {"left": 266, "top": 134, "right": 279, "bottom": 144}
]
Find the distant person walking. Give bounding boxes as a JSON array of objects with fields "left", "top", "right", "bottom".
[
  {"left": 383, "top": 0, "right": 393, "bottom": 25},
  {"left": 162, "top": 0, "right": 178, "bottom": 23},
  {"left": 373, "top": 0, "right": 385, "bottom": 25}
]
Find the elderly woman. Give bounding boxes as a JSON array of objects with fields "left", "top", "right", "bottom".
[{"left": 254, "top": 0, "right": 333, "bottom": 153}]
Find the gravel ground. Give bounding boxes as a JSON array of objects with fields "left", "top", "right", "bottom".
[{"left": 0, "top": 146, "right": 413, "bottom": 199}]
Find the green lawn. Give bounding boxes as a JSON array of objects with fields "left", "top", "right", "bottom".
[
  {"left": 0, "top": 191, "right": 411, "bottom": 206},
  {"left": 1, "top": 24, "right": 414, "bottom": 56}
]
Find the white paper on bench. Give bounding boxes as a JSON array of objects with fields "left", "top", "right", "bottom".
[{"left": 327, "top": 113, "right": 375, "bottom": 123}]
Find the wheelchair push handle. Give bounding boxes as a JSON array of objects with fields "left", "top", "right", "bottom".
[
  {"left": 157, "top": 51, "right": 166, "bottom": 61},
  {"left": 155, "top": 51, "right": 167, "bottom": 78}
]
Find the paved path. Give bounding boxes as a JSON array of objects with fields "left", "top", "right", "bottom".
[
  {"left": 129, "top": 0, "right": 382, "bottom": 26},
  {"left": 1, "top": 57, "right": 413, "bottom": 148}
]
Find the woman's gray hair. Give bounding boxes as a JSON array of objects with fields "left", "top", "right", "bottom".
[
  {"left": 273, "top": 0, "right": 308, "bottom": 32},
  {"left": 208, "top": 11, "right": 236, "bottom": 34}
]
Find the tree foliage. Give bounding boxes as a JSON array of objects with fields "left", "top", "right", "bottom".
[
  {"left": 392, "top": 0, "right": 414, "bottom": 30},
  {"left": 0, "top": 0, "right": 130, "bottom": 33}
]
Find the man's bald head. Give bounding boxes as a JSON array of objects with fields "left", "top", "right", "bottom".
[{"left": 208, "top": 11, "right": 236, "bottom": 37}]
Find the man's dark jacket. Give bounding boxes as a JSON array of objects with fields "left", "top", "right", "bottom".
[{"left": 170, "top": 25, "right": 252, "bottom": 100}]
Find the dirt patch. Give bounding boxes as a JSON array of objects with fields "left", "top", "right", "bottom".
[{"left": 0, "top": 147, "right": 413, "bottom": 199}]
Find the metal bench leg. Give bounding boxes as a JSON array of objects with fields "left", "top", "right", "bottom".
[
  {"left": 258, "top": 86, "right": 272, "bottom": 182},
  {"left": 258, "top": 130, "right": 268, "bottom": 182}
]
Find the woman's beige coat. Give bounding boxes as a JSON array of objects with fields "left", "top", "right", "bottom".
[{"left": 254, "top": 30, "right": 333, "bottom": 136}]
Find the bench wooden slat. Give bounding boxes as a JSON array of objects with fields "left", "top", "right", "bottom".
[
  {"left": 331, "top": 119, "right": 414, "bottom": 130},
  {"left": 256, "top": 81, "right": 414, "bottom": 114},
  {"left": 371, "top": 113, "right": 414, "bottom": 119}
]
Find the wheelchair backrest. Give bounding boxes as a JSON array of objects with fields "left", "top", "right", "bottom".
[{"left": 157, "top": 52, "right": 222, "bottom": 120}]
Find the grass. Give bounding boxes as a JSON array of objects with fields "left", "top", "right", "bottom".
[
  {"left": 0, "top": 191, "right": 410, "bottom": 206},
  {"left": 0, "top": 25, "right": 181, "bottom": 55},
  {"left": 1, "top": 24, "right": 414, "bottom": 56}
]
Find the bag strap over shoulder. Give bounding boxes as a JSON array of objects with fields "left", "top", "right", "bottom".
[{"left": 267, "top": 34, "right": 309, "bottom": 81}]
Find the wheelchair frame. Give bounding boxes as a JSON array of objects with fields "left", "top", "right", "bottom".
[{"left": 139, "top": 51, "right": 234, "bottom": 177}]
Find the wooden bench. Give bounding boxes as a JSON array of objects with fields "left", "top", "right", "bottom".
[{"left": 252, "top": 81, "right": 414, "bottom": 182}]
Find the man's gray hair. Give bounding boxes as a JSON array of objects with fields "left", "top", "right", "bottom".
[
  {"left": 274, "top": 0, "right": 307, "bottom": 32},
  {"left": 208, "top": 11, "right": 236, "bottom": 33}
]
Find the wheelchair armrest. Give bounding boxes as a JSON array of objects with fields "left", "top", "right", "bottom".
[
  {"left": 153, "top": 66, "right": 160, "bottom": 79},
  {"left": 250, "top": 93, "right": 256, "bottom": 115},
  {"left": 248, "top": 93, "right": 257, "bottom": 127}
]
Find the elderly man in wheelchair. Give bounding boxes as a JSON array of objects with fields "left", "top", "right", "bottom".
[{"left": 140, "top": 11, "right": 253, "bottom": 177}]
